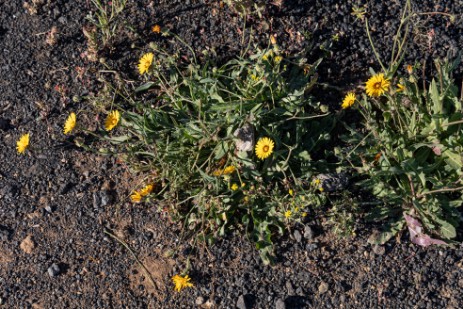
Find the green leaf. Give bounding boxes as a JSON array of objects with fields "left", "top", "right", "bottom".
[
  {"left": 430, "top": 79, "right": 442, "bottom": 114},
  {"left": 135, "top": 82, "right": 155, "bottom": 93},
  {"left": 442, "top": 149, "right": 462, "bottom": 170},
  {"left": 434, "top": 217, "right": 457, "bottom": 239}
]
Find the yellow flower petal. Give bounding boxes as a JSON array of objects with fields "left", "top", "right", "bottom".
[
  {"left": 138, "top": 52, "right": 154, "bottom": 75},
  {"left": 341, "top": 92, "right": 356, "bottom": 109},
  {"left": 104, "top": 110, "right": 120, "bottom": 131},
  {"left": 231, "top": 183, "right": 239, "bottom": 191},
  {"left": 63, "top": 112, "right": 76, "bottom": 135},
  {"left": 130, "top": 191, "right": 142, "bottom": 203},
  {"left": 172, "top": 274, "right": 194, "bottom": 292},
  {"left": 139, "top": 184, "right": 154, "bottom": 196},
  {"left": 16, "top": 133, "right": 30, "bottom": 154}
]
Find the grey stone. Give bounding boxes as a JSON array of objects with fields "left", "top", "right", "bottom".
[
  {"left": 286, "top": 280, "right": 295, "bottom": 296},
  {"left": 275, "top": 298, "right": 286, "bottom": 309},
  {"left": 372, "top": 245, "right": 385, "bottom": 255},
  {"left": 236, "top": 295, "right": 248, "bottom": 309},
  {"left": 303, "top": 225, "right": 314, "bottom": 240},
  {"left": 195, "top": 296, "right": 205, "bottom": 306},
  {"left": 293, "top": 230, "right": 302, "bottom": 242},
  {"left": 47, "top": 263, "right": 61, "bottom": 277},
  {"left": 318, "top": 281, "right": 329, "bottom": 294}
]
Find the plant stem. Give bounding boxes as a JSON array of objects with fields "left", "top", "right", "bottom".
[{"left": 365, "top": 19, "right": 387, "bottom": 73}]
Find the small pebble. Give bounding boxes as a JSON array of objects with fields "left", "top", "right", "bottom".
[
  {"left": 47, "top": 264, "right": 61, "bottom": 277},
  {"left": 236, "top": 295, "right": 248, "bottom": 309},
  {"left": 275, "top": 298, "right": 286, "bottom": 309},
  {"left": 318, "top": 281, "right": 329, "bottom": 294},
  {"left": 293, "top": 230, "right": 302, "bottom": 243},
  {"left": 195, "top": 296, "right": 205, "bottom": 306}
]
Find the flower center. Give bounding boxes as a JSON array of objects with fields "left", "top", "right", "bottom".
[
  {"left": 263, "top": 145, "right": 269, "bottom": 152},
  {"left": 373, "top": 82, "right": 382, "bottom": 89}
]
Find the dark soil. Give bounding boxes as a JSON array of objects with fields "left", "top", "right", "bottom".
[{"left": 1, "top": 0, "right": 463, "bottom": 308}]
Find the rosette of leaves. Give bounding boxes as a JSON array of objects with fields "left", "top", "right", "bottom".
[
  {"left": 112, "top": 40, "right": 332, "bottom": 264},
  {"left": 340, "top": 57, "right": 462, "bottom": 245}
]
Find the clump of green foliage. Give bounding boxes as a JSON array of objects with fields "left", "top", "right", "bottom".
[
  {"left": 103, "top": 36, "right": 333, "bottom": 264},
  {"left": 339, "top": 0, "right": 462, "bottom": 245}
]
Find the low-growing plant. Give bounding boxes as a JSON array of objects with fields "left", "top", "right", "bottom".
[
  {"left": 84, "top": 0, "right": 127, "bottom": 59},
  {"left": 97, "top": 34, "right": 333, "bottom": 264},
  {"left": 339, "top": 0, "right": 462, "bottom": 245}
]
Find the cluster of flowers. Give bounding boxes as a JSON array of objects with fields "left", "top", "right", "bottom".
[
  {"left": 16, "top": 110, "right": 121, "bottom": 154},
  {"left": 341, "top": 72, "right": 403, "bottom": 109}
]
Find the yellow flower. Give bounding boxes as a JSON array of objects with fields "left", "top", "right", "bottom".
[
  {"left": 151, "top": 25, "right": 161, "bottom": 33},
  {"left": 104, "top": 110, "right": 120, "bottom": 131},
  {"left": 63, "top": 112, "right": 76, "bottom": 135},
  {"left": 288, "top": 189, "right": 294, "bottom": 196},
  {"left": 231, "top": 183, "right": 239, "bottom": 191},
  {"left": 139, "top": 184, "right": 154, "bottom": 196},
  {"left": 274, "top": 55, "right": 283, "bottom": 64},
  {"left": 130, "top": 191, "right": 142, "bottom": 203},
  {"left": 138, "top": 52, "right": 154, "bottom": 75},
  {"left": 250, "top": 74, "right": 259, "bottom": 81},
  {"left": 365, "top": 73, "right": 390, "bottom": 97},
  {"left": 16, "top": 133, "right": 30, "bottom": 154},
  {"left": 270, "top": 35, "right": 277, "bottom": 45},
  {"left": 255, "top": 137, "right": 274, "bottom": 160},
  {"left": 172, "top": 274, "right": 194, "bottom": 292},
  {"left": 341, "top": 92, "right": 356, "bottom": 109},
  {"left": 213, "top": 165, "right": 236, "bottom": 176},
  {"left": 284, "top": 210, "right": 292, "bottom": 218},
  {"left": 396, "top": 84, "right": 405, "bottom": 93}
]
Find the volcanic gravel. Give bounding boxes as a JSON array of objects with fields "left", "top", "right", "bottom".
[{"left": 1, "top": 0, "right": 463, "bottom": 308}]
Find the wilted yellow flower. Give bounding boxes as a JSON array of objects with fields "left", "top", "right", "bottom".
[
  {"left": 365, "top": 73, "right": 390, "bottom": 97},
  {"left": 151, "top": 25, "right": 161, "bottom": 33},
  {"left": 104, "top": 110, "right": 120, "bottom": 131},
  {"left": 213, "top": 165, "right": 236, "bottom": 176},
  {"left": 139, "top": 184, "right": 154, "bottom": 196},
  {"left": 16, "top": 133, "right": 30, "bottom": 154},
  {"left": 172, "top": 274, "right": 194, "bottom": 292},
  {"left": 231, "top": 183, "right": 239, "bottom": 191},
  {"left": 130, "top": 191, "right": 142, "bottom": 203},
  {"left": 406, "top": 64, "right": 413, "bottom": 74},
  {"left": 270, "top": 35, "right": 277, "bottom": 45},
  {"left": 341, "top": 92, "right": 356, "bottom": 109},
  {"left": 284, "top": 210, "right": 292, "bottom": 218},
  {"left": 396, "top": 84, "right": 405, "bottom": 93},
  {"left": 255, "top": 137, "right": 274, "bottom": 160},
  {"left": 63, "top": 112, "right": 76, "bottom": 135},
  {"left": 138, "top": 52, "right": 154, "bottom": 75}
]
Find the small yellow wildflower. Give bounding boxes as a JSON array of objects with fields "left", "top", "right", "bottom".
[
  {"left": 130, "top": 191, "right": 142, "bottom": 203},
  {"left": 313, "top": 179, "right": 321, "bottom": 186},
  {"left": 63, "top": 112, "right": 76, "bottom": 135},
  {"left": 139, "top": 184, "right": 154, "bottom": 196},
  {"left": 274, "top": 55, "right": 283, "bottom": 64},
  {"left": 231, "top": 183, "right": 239, "bottom": 191},
  {"left": 16, "top": 133, "right": 30, "bottom": 154},
  {"left": 288, "top": 189, "right": 294, "bottom": 196},
  {"left": 104, "top": 110, "right": 120, "bottom": 131},
  {"left": 172, "top": 274, "right": 194, "bottom": 292},
  {"left": 396, "top": 84, "right": 405, "bottom": 93},
  {"left": 255, "top": 137, "right": 274, "bottom": 160},
  {"left": 284, "top": 210, "right": 292, "bottom": 218},
  {"left": 365, "top": 73, "right": 390, "bottom": 97},
  {"left": 138, "top": 52, "right": 154, "bottom": 75},
  {"left": 301, "top": 212, "right": 307, "bottom": 217},
  {"left": 151, "top": 25, "right": 161, "bottom": 33},
  {"left": 250, "top": 74, "right": 259, "bottom": 81},
  {"left": 341, "top": 92, "right": 356, "bottom": 109}
]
